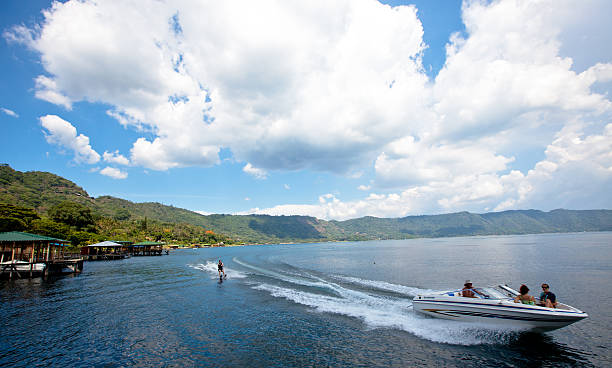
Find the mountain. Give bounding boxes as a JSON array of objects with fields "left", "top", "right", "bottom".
[
  {"left": 1, "top": 164, "right": 612, "bottom": 243},
  {"left": 339, "top": 209, "right": 612, "bottom": 239}
]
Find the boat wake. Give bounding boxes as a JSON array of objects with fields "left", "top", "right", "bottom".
[
  {"left": 231, "top": 259, "right": 524, "bottom": 345},
  {"left": 333, "top": 275, "right": 438, "bottom": 297},
  {"left": 188, "top": 261, "right": 248, "bottom": 279}
]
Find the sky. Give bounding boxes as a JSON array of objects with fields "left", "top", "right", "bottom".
[{"left": 1, "top": 0, "right": 611, "bottom": 220}]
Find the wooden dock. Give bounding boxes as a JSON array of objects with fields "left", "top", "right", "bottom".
[
  {"left": 0, "top": 231, "right": 84, "bottom": 280},
  {"left": 83, "top": 253, "right": 128, "bottom": 261},
  {"left": 1, "top": 258, "right": 84, "bottom": 279}
]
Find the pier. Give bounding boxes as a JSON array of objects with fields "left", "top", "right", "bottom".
[
  {"left": 131, "top": 241, "right": 164, "bottom": 256},
  {"left": 81, "top": 241, "right": 128, "bottom": 261},
  {"left": 0, "top": 231, "right": 84, "bottom": 279},
  {"left": 80, "top": 240, "right": 166, "bottom": 260}
]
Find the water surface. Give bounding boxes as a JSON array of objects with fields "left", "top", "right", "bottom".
[{"left": 1, "top": 232, "right": 610, "bottom": 367}]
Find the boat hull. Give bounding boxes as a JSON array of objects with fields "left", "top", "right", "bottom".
[
  {"left": 0, "top": 261, "right": 46, "bottom": 277},
  {"left": 413, "top": 296, "right": 588, "bottom": 332}
]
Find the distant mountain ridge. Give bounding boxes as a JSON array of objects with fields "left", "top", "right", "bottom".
[{"left": 1, "top": 164, "right": 611, "bottom": 243}]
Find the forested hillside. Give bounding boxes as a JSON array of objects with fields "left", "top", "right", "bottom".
[{"left": 1, "top": 164, "right": 612, "bottom": 245}]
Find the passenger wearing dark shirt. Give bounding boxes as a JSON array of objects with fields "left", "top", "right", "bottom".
[{"left": 539, "top": 283, "right": 557, "bottom": 308}]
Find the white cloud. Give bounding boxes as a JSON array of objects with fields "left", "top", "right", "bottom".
[
  {"left": 284, "top": 184, "right": 290, "bottom": 190},
  {"left": 3, "top": 24, "right": 34, "bottom": 45},
  {"left": 1, "top": 108, "right": 19, "bottom": 118},
  {"left": 99, "top": 166, "right": 128, "bottom": 179},
  {"left": 374, "top": 137, "right": 514, "bottom": 188},
  {"left": 251, "top": 123, "right": 612, "bottom": 220},
  {"left": 34, "top": 75, "right": 72, "bottom": 109},
  {"left": 357, "top": 185, "right": 371, "bottom": 191},
  {"left": 10, "top": 0, "right": 612, "bottom": 218},
  {"left": 495, "top": 123, "right": 612, "bottom": 211},
  {"left": 11, "top": 0, "right": 428, "bottom": 173},
  {"left": 243, "top": 163, "right": 267, "bottom": 179},
  {"left": 103, "top": 150, "right": 130, "bottom": 165},
  {"left": 39, "top": 114, "right": 100, "bottom": 164}
]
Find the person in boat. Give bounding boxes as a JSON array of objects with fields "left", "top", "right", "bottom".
[
  {"left": 539, "top": 283, "right": 557, "bottom": 308},
  {"left": 514, "top": 284, "right": 536, "bottom": 305},
  {"left": 462, "top": 280, "right": 477, "bottom": 297},
  {"left": 217, "top": 259, "right": 226, "bottom": 278}
]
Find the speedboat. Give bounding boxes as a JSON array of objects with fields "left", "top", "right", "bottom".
[{"left": 413, "top": 284, "right": 588, "bottom": 332}]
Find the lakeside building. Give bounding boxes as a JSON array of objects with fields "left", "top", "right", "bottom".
[
  {"left": 132, "top": 241, "right": 164, "bottom": 256},
  {"left": 80, "top": 240, "right": 166, "bottom": 260},
  {"left": 115, "top": 240, "right": 134, "bottom": 254},
  {"left": 0, "top": 231, "right": 83, "bottom": 279},
  {"left": 81, "top": 241, "right": 127, "bottom": 261}
]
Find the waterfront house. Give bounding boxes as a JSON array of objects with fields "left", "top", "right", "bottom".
[
  {"left": 81, "top": 240, "right": 127, "bottom": 260},
  {"left": 0, "top": 231, "right": 82, "bottom": 278},
  {"left": 132, "top": 241, "right": 164, "bottom": 256}
]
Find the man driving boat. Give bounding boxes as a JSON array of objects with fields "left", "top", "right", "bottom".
[{"left": 539, "top": 283, "right": 558, "bottom": 308}]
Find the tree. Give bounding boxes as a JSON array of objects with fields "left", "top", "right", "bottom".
[
  {"left": 0, "top": 217, "right": 26, "bottom": 232},
  {"left": 114, "top": 208, "right": 131, "bottom": 221},
  {"left": 29, "top": 218, "right": 70, "bottom": 239},
  {"left": 69, "top": 231, "right": 98, "bottom": 247},
  {"left": 0, "top": 203, "right": 40, "bottom": 225},
  {"left": 0, "top": 203, "right": 40, "bottom": 232},
  {"left": 48, "top": 201, "right": 95, "bottom": 229}
]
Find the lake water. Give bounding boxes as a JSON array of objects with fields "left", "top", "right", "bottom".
[{"left": 1, "top": 232, "right": 611, "bottom": 367}]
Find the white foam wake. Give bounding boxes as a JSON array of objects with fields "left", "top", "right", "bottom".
[
  {"left": 233, "top": 258, "right": 337, "bottom": 292},
  {"left": 188, "top": 261, "right": 247, "bottom": 279},
  {"left": 253, "top": 282, "right": 522, "bottom": 345},
  {"left": 335, "top": 276, "right": 437, "bottom": 297},
  {"left": 203, "top": 259, "right": 523, "bottom": 345}
]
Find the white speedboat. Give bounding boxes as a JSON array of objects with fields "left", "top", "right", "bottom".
[{"left": 413, "top": 285, "right": 588, "bottom": 332}]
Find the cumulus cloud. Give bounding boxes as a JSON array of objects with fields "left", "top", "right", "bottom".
[
  {"left": 99, "top": 166, "right": 128, "bottom": 179},
  {"left": 9, "top": 0, "right": 612, "bottom": 218},
  {"left": 39, "top": 114, "right": 100, "bottom": 164},
  {"left": 8, "top": 0, "right": 427, "bottom": 173},
  {"left": 432, "top": 0, "right": 611, "bottom": 143},
  {"left": 1, "top": 108, "right": 19, "bottom": 118},
  {"left": 374, "top": 137, "right": 514, "bottom": 188},
  {"left": 103, "top": 150, "right": 130, "bottom": 165},
  {"left": 495, "top": 123, "right": 612, "bottom": 211},
  {"left": 243, "top": 163, "right": 267, "bottom": 179},
  {"left": 34, "top": 75, "right": 72, "bottom": 109}
]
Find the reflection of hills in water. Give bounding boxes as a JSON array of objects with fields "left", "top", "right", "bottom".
[{"left": 190, "top": 258, "right": 532, "bottom": 346}]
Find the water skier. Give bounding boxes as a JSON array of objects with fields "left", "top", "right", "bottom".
[{"left": 218, "top": 259, "right": 226, "bottom": 279}]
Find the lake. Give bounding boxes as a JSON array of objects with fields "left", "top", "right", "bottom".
[{"left": 1, "top": 232, "right": 611, "bottom": 367}]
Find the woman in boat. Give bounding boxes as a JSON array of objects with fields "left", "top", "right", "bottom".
[{"left": 514, "top": 284, "right": 536, "bottom": 305}]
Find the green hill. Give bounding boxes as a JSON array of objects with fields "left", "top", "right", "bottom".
[{"left": 1, "top": 164, "right": 611, "bottom": 244}]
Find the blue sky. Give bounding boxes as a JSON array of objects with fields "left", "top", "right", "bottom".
[{"left": 1, "top": 0, "right": 611, "bottom": 220}]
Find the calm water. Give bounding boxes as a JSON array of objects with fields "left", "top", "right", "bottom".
[{"left": 1, "top": 232, "right": 611, "bottom": 367}]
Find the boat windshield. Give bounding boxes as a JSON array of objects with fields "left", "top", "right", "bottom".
[{"left": 473, "top": 287, "right": 508, "bottom": 300}]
